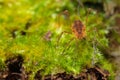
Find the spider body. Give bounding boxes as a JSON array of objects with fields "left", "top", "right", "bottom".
[{"left": 72, "top": 20, "right": 86, "bottom": 39}]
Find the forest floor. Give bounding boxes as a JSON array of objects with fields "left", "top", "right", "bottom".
[{"left": 0, "top": 55, "right": 109, "bottom": 80}]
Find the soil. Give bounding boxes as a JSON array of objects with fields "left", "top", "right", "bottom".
[
  {"left": 0, "top": 55, "right": 110, "bottom": 80},
  {"left": 0, "top": 55, "right": 27, "bottom": 80},
  {"left": 34, "top": 66, "right": 109, "bottom": 80}
]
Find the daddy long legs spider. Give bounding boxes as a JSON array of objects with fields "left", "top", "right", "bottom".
[{"left": 56, "top": 8, "right": 103, "bottom": 66}]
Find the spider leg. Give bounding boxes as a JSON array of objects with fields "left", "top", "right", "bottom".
[
  {"left": 62, "top": 37, "right": 75, "bottom": 54},
  {"left": 75, "top": 38, "right": 80, "bottom": 54},
  {"left": 56, "top": 31, "right": 72, "bottom": 48}
]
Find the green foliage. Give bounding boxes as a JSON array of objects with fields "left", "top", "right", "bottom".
[{"left": 0, "top": 0, "right": 115, "bottom": 80}]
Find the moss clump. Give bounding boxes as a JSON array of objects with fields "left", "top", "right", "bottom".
[{"left": 0, "top": 0, "right": 115, "bottom": 79}]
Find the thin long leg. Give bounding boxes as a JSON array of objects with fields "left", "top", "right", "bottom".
[
  {"left": 77, "top": 0, "right": 85, "bottom": 17},
  {"left": 57, "top": 14, "right": 61, "bottom": 28},
  {"left": 62, "top": 37, "right": 75, "bottom": 54},
  {"left": 85, "top": 8, "right": 91, "bottom": 25},
  {"left": 75, "top": 39, "right": 79, "bottom": 55},
  {"left": 77, "top": 0, "right": 84, "bottom": 8},
  {"left": 56, "top": 31, "right": 72, "bottom": 48}
]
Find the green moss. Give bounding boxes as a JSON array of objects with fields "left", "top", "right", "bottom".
[{"left": 0, "top": 0, "right": 115, "bottom": 80}]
